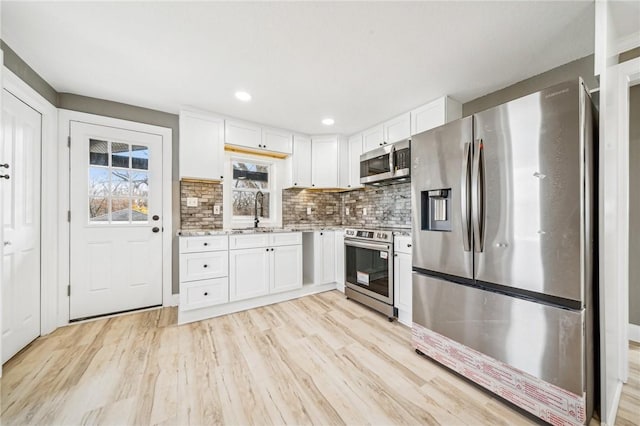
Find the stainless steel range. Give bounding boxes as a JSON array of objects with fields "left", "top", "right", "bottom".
[{"left": 344, "top": 228, "right": 397, "bottom": 320}]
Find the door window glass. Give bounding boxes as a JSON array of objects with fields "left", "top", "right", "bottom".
[{"left": 88, "top": 139, "right": 149, "bottom": 224}]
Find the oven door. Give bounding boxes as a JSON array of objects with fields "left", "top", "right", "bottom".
[
  {"left": 345, "top": 239, "right": 393, "bottom": 305},
  {"left": 360, "top": 145, "right": 393, "bottom": 184}
]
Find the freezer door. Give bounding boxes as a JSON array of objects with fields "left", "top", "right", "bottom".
[
  {"left": 473, "top": 80, "right": 588, "bottom": 304},
  {"left": 411, "top": 116, "right": 473, "bottom": 280},
  {"left": 413, "top": 273, "right": 586, "bottom": 396}
]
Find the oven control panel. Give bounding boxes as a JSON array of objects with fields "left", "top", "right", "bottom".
[{"left": 344, "top": 228, "right": 394, "bottom": 243}]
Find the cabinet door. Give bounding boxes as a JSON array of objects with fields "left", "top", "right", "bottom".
[
  {"left": 179, "top": 112, "right": 224, "bottom": 180},
  {"left": 411, "top": 98, "right": 446, "bottom": 135},
  {"left": 384, "top": 113, "right": 411, "bottom": 144},
  {"left": 229, "top": 248, "right": 270, "bottom": 301},
  {"left": 262, "top": 127, "right": 293, "bottom": 154},
  {"left": 311, "top": 136, "right": 338, "bottom": 188},
  {"left": 271, "top": 245, "right": 302, "bottom": 293},
  {"left": 347, "top": 134, "right": 363, "bottom": 189},
  {"left": 394, "top": 251, "right": 412, "bottom": 326},
  {"left": 225, "top": 119, "right": 262, "bottom": 149},
  {"left": 362, "top": 125, "right": 384, "bottom": 152},
  {"left": 291, "top": 135, "right": 312, "bottom": 187},
  {"left": 320, "top": 231, "right": 336, "bottom": 284}
]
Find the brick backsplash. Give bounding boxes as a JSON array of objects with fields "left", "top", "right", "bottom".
[
  {"left": 180, "top": 180, "right": 223, "bottom": 230},
  {"left": 282, "top": 189, "right": 343, "bottom": 227},
  {"left": 341, "top": 183, "right": 411, "bottom": 228},
  {"left": 181, "top": 181, "right": 411, "bottom": 230}
]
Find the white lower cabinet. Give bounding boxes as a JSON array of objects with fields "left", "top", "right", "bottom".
[
  {"left": 229, "top": 247, "right": 271, "bottom": 301},
  {"left": 179, "top": 235, "right": 230, "bottom": 313},
  {"left": 271, "top": 245, "right": 303, "bottom": 294},
  {"left": 394, "top": 236, "right": 413, "bottom": 326},
  {"left": 303, "top": 231, "right": 336, "bottom": 284},
  {"left": 229, "top": 233, "right": 303, "bottom": 302}
]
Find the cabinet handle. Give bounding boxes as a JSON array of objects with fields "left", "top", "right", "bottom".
[
  {"left": 204, "top": 292, "right": 209, "bottom": 296},
  {"left": 312, "top": 184, "right": 315, "bottom": 187},
  {"left": 294, "top": 183, "right": 297, "bottom": 186},
  {"left": 203, "top": 264, "right": 208, "bottom": 268},
  {"left": 348, "top": 185, "right": 351, "bottom": 188},
  {"left": 220, "top": 175, "right": 224, "bottom": 179},
  {"left": 266, "top": 248, "right": 269, "bottom": 252},
  {"left": 264, "top": 145, "right": 267, "bottom": 149},
  {"left": 204, "top": 242, "right": 208, "bottom": 246},
  {"left": 320, "top": 232, "right": 323, "bottom": 236},
  {"left": 394, "top": 253, "right": 398, "bottom": 257},
  {"left": 407, "top": 243, "right": 412, "bottom": 247}
]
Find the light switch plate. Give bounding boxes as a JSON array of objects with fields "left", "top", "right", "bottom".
[
  {"left": 187, "top": 197, "right": 198, "bottom": 207},
  {"left": 213, "top": 205, "right": 220, "bottom": 215},
  {"left": 307, "top": 207, "right": 312, "bottom": 215},
  {"left": 363, "top": 208, "right": 367, "bottom": 216}
]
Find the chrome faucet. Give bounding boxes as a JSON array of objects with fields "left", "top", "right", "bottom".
[{"left": 254, "top": 190, "right": 264, "bottom": 228}]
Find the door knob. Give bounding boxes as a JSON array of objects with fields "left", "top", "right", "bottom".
[
  {"left": 0, "top": 175, "right": 9, "bottom": 179},
  {"left": 152, "top": 227, "right": 160, "bottom": 233},
  {"left": 152, "top": 215, "right": 160, "bottom": 221},
  {"left": 0, "top": 163, "right": 8, "bottom": 168},
  {"left": 4, "top": 241, "right": 11, "bottom": 246}
]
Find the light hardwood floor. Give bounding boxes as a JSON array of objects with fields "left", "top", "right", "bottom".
[
  {"left": 616, "top": 342, "right": 640, "bottom": 426},
  {"left": 0, "top": 290, "right": 635, "bottom": 425}
]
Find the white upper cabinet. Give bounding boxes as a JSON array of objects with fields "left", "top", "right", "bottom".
[
  {"left": 262, "top": 127, "right": 293, "bottom": 155},
  {"left": 362, "top": 124, "right": 384, "bottom": 152},
  {"left": 224, "top": 119, "right": 262, "bottom": 149},
  {"left": 179, "top": 110, "right": 225, "bottom": 181},
  {"left": 384, "top": 112, "right": 411, "bottom": 144},
  {"left": 311, "top": 135, "right": 339, "bottom": 188},
  {"left": 346, "top": 133, "right": 363, "bottom": 189},
  {"left": 289, "top": 134, "right": 312, "bottom": 187},
  {"left": 411, "top": 96, "right": 462, "bottom": 136}
]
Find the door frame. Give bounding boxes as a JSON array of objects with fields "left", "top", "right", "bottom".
[
  {"left": 2, "top": 67, "right": 58, "bottom": 338},
  {"left": 58, "top": 110, "right": 173, "bottom": 326},
  {"left": 615, "top": 56, "right": 640, "bottom": 383}
]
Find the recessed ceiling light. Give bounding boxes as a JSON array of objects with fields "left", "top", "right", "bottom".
[
  {"left": 322, "top": 118, "right": 335, "bottom": 126},
  {"left": 235, "top": 91, "right": 252, "bottom": 102}
]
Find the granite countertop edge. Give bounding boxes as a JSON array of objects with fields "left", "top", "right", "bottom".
[{"left": 178, "top": 226, "right": 411, "bottom": 237}]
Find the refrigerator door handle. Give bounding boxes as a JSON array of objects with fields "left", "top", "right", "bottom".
[
  {"left": 461, "top": 142, "right": 472, "bottom": 252},
  {"left": 472, "top": 139, "right": 485, "bottom": 252}
]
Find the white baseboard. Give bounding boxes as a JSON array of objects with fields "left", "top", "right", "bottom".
[
  {"left": 166, "top": 294, "right": 180, "bottom": 307},
  {"left": 629, "top": 323, "right": 640, "bottom": 343}
]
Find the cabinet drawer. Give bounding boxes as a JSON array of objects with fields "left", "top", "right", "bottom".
[
  {"left": 394, "top": 236, "right": 413, "bottom": 255},
  {"left": 180, "top": 235, "right": 228, "bottom": 253},
  {"left": 269, "top": 232, "right": 302, "bottom": 247},
  {"left": 229, "top": 234, "right": 269, "bottom": 250},
  {"left": 180, "top": 251, "right": 228, "bottom": 282},
  {"left": 180, "top": 278, "right": 228, "bottom": 311}
]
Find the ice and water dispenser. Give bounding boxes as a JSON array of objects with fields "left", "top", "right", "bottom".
[{"left": 421, "top": 189, "right": 452, "bottom": 232}]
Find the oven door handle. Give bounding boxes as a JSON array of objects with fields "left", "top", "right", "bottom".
[{"left": 345, "top": 240, "right": 390, "bottom": 251}]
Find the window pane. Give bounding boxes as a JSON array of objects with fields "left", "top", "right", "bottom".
[
  {"left": 89, "top": 197, "right": 109, "bottom": 222},
  {"left": 232, "top": 190, "right": 269, "bottom": 217},
  {"left": 89, "top": 168, "right": 110, "bottom": 196},
  {"left": 131, "top": 171, "right": 148, "bottom": 197},
  {"left": 112, "top": 143, "right": 130, "bottom": 168},
  {"left": 132, "top": 198, "right": 148, "bottom": 222},
  {"left": 132, "top": 145, "right": 149, "bottom": 170},
  {"left": 89, "top": 139, "right": 109, "bottom": 166},
  {"left": 111, "top": 198, "right": 131, "bottom": 222},
  {"left": 232, "top": 161, "right": 269, "bottom": 189},
  {"left": 111, "top": 170, "right": 130, "bottom": 196}
]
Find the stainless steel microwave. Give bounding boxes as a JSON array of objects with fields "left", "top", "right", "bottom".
[{"left": 360, "top": 139, "right": 411, "bottom": 185}]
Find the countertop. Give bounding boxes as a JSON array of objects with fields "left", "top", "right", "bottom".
[{"left": 177, "top": 226, "right": 411, "bottom": 237}]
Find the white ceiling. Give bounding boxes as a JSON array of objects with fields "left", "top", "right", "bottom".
[{"left": 2, "top": 1, "right": 595, "bottom": 135}]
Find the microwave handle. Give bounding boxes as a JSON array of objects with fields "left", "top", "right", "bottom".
[{"left": 389, "top": 144, "right": 396, "bottom": 172}]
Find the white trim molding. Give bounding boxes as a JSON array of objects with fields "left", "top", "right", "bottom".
[
  {"left": 629, "top": 323, "right": 640, "bottom": 343},
  {"left": 2, "top": 67, "right": 59, "bottom": 337},
  {"left": 57, "top": 109, "right": 174, "bottom": 326}
]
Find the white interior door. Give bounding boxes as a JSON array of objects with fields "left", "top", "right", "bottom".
[
  {"left": 1, "top": 89, "right": 42, "bottom": 363},
  {"left": 70, "top": 121, "right": 163, "bottom": 320}
]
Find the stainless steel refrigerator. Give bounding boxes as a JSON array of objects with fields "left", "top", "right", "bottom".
[{"left": 411, "top": 79, "right": 596, "bottom": 425}]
